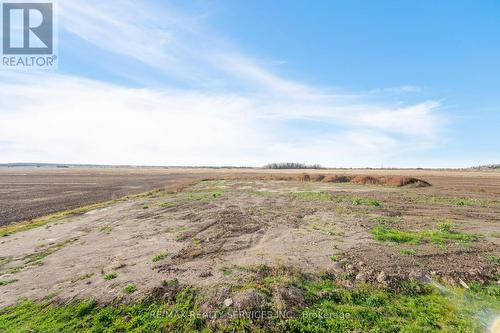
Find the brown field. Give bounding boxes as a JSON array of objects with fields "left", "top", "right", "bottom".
[
  {"left": 2, "top": 166, "right": 499, "bottom": 226},
  {"left": 0, "top": 167, "right": 213, "bottom": 226},
  {"left": 0, "top": 167, "right": 499, "bottom": 310}
]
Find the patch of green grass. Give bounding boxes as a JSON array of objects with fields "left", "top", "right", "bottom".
[
  {"left": 426, "top": 196, "right": 497, "bottom": 208},
  {"left": 7, "top": 267, "right": 22, "bottom": 274},
  {"left": 352, "top": 197, "right": 381, "bottom": 206},
  {"left": 0, "top": 279, "right": 17, "bottom": 286},
  {"left": 104, "top": 273, "right": 117, "bottom": 280},
  {"left": 157, "top": 201, "right": 175, "bottom": 208},
  {"left": 252, "top": 191, "right": 274, "bottom": 197},
  {"left": 123, "top": 284, "right": 137, "bottom": 294},
  {"left": 22, "top": 239, "right": 76, "bottom": 268},
  {"left": 186, "top": 191, "right": 224, "bottom": 201},
  {"left": 436, "top": 219, "right": 454, "bottom": 232},
  {"left": 0, "top": 273, "right": 499, "bottom": 332},
  {"left": 372, "top": 226, "right": 421, "bottom": 244},
  {"left": 0, "top": 257, "right": 11, "bottom": 266},
  {"left": 372, "top": 224, "right": 480, "bottom": 245},
  {"left": 488, "top": 255, "right": 500, "bottom": 265},
  {"left": 142, "top": 205, "right": 149, "bottom": 209},
  {"left": 330, "top": 255, "right": 341, "bottom": 262},
  {"left": 152, "top": 253, "right": 168, "bottom": 263},
  {"left": 0, "top": 287, "right": 202, "bottom": 333},
  {"left": 99, "top": 225, "right": 112, "bottom": 234},
  {"left": 220, "top": 266, "right": 233, "bottom": 276},
  {"left": 399, "top": 248, "right": 416, "bottom": 256},
  {"left": 6, "top": 239, "right": 76, "bottom": 275},
  {"left": 291, "top": 191, "right": 333, "bottom": 201}
]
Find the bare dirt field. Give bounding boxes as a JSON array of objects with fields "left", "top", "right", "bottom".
[
  {"left": 0, "top": 168, "right": 499, "bottom": 331},
  {"left": 1, "top": 170, "right": 499, "bottom": 303},
  {"left": 2, "top": 166, "right": 499, "bottom": 226},
  {"left": 0, "top": 167, "right": 213, "bottom": 226}
]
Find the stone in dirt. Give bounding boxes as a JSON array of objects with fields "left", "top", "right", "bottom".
[{"left": 232, "top": 289, "right": 265, "bottom": 310}]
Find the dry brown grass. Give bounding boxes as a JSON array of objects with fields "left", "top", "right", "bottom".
[{"left": 203, "top": 173, "right": 431, "bottom": 187}]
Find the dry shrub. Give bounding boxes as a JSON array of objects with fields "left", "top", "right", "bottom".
[
  {"left": 351, "top": 175, "right": 380, "bottom": 185},
  {"left": 398, "top": 177, "right": 431, "bottom": 187},
  {"left": 379, "top": 176, "right": 407, "bottom": 186},
  {"left": 298, "top": 173, "right": 311, "bottom": 182},
  {"left": 182, "top": 173, "right": 430, "bottom": 190},
  {"left": 322, "top": 175, "right": 352, "bottom": 183},
  {"left": 310, "top": 174, "right": 326, "bottom": 182},
  {"left": 268, "top": 174, "right": 295, "bottom": 181}
]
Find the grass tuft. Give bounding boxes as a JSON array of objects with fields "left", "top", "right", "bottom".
[
  {"left": 399, "top": 248, "right": 416, "bottom": 256},
  {"left": 0, "top": 279, "right": 18, "bottom": 286},
  {"left": 99, "top": 225, "right": 112, "bottom": 234},
  {"left": 152, "top": 253, "right": 168, "bottom": 263},
  {"left": 123, "top": 284, "right": 137, "bottom": 294},
  {"left": 291, "top": 191, "right": 333, "bottom": 201},
  {"left": 352, "top": 197, "right": 381, "bottom": 206}
]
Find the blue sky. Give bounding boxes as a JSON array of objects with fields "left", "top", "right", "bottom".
[{"left": 1, "top": 0, "right": 499, "bottom": 167}]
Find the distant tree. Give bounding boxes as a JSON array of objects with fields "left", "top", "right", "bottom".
[
  {"left": 470, "top": 164, "right": 500, "bottom": 170},
  {"left": 263, "top": 162, "right": 324, "bottom": 169}
]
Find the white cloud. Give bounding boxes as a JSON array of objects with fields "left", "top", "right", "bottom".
[
  {"left": 0, "top": 71, "right": 442, "bottom": 167},
  {"left": 0, "top": 0, "right": 447, "bottom": 167}
]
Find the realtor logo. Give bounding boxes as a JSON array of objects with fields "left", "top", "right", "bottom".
[{"left": 1, "top": 1, "right": 57, "bottom": 68}]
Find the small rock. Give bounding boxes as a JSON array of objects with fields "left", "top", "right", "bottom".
[
  {"left": 409, "top": 269, "right": 428, "bottom": 282},
  {"left": 277, "top": 285, "right": 304, "bottom": 305},
  {"left": 233, "top": 289, "right": 264, "bottom": 310},
  {"left": 339, "top": 279, "right": 354, "bottom": 289},
  {"left": 459, "top": 279, "right": 469, "bottom": 289},
  {"left": 199, "top": 271, "right": 212, "bottom": 278},
  {"left": 357, "top": 261, "right": 365, "bottom": 268},
  {"left": 376, "top": 271, "right": 387, "bottom": 283},
  {"left": 355, "top": 272, "right": 367, "bottom": 282},
  {"left": 345, "top": 264, "right": 356, "bottom": 275},
  {"left": 223, "top": 298, "right": 233, "bottom": 307}
]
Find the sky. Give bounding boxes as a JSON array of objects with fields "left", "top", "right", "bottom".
[{"left": 0, "top": 0, "right": 499, "bottom": 168}]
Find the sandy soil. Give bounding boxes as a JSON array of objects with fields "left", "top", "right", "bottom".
[{"left": 1, "top": 175, "right": 499, "bottom": 307}]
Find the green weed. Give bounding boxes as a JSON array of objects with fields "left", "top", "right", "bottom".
[
  {"left": 99, "top": 225, "right": 112, "bottom": 234},
  {"left": 399, "top": 248, "right": 416, "bottom": 256},
  {"left": 291, "top": 191, "right": 333, "bottom": 201},
  {"left": 330, "top": 255, "right": 341, "bottom": 262},
  {"left": 152, "top": 253, "right": 168, "bottom": 263},
  {"left": 71, "top": 273, "right": 94, "bottom": 283},
  {"left": 488, "top": 255, "right": 500, "bottom": 265},
  {"left": 0, "top": 279, "right": 17, "bottom": 286},
  {"left": 123, "top": 284, "right": 137, "bottom": 294},
  {"left": 220, "top": 266, "right": 233, "bottom": 276},
  {"left": 352, "top": 197, "right": 381, "bottom": 206}
]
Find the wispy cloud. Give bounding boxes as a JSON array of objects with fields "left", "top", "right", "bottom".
[{"left": 0, "top": 0, "right": 446, "bottom": 167}]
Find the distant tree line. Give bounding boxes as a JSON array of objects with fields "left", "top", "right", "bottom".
[
  {"left": 263, "top": 162, "right": 325, "bottom": 169},
  {"left": 470, "top": 164, "right": 500, "bottom": 170}
]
